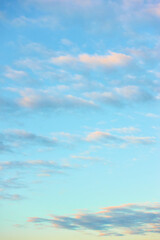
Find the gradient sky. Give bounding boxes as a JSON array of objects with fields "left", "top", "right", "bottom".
[{"left": 0, "top": 0, "right": 160, "bottom": 239}]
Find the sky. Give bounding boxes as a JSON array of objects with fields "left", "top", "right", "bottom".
[{"left": 0, "top": 0, "right": 160, "bottom": 239}]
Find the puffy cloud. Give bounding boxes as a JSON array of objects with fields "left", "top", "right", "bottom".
[
  {"left": 28, "top": 202, "right": 160, "bottom": 236},
  {"left": 51, "top": 52, "right": 132, "bottom": 69}
]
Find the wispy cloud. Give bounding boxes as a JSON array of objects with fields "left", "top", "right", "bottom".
[
  {"left": 0, "top": 129, "right": 57, "bottom": 152},
  {"left": 4, "top": 67, "right": 27, "bottom": 80},
  {"left": 86, "top": 131, "right": 155, "bottom": 145},
  {"left": 12, "top": 15, "right": 59, "bottom": 29},
  {"left": 146, "top": 3, "right": 160, "bottom": 18},
  {"left": 0, "top": 193, "right": 23, "bottom": 201},
  {"left": 0, "top": 160, "right": 70, "bottom": 172},
  {"left": 18, "top": 91, "right": 96, "bottom": 110},
  {"left": 85, "top": 85, "right": 155, "bottom": 107},
  {"left": 145, "top": 113, "right": 160, "bottom": 118},
  {"left": 28, "top": 202, "right": 160, "bottom": 236},
  {"left": 25, "top": 0, "right": 101, "bottom": 9}
]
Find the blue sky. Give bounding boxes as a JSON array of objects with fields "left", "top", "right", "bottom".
[{"left": 0, "top": 0, "right": 160, "bottom": 239}]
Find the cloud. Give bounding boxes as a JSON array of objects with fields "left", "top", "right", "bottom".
[
  {"left": 86, "top": 131, "right": 155, "bottom": 145},
  {"left": 0, "top": 193, "right": 23, "bottom": 201},
  {"left": 145, "top": 113, "right": 160, "bottom": 118},
  {"left": 0, "top": 141, "right": 12, "bottom": 153},
  {"left": 108, "top": 127, "right": 140, "bottom": 134},
  {"left": 84, "top": 91, "right": 122, "bottom": 107},
  {"left": 0, "top": 177, "right": 26, "bottom": 189},
  {"left": 124, "top": 136, "right": 156, "bottom": 145},
  {"left": 0, "top": 96, "right": 19, "bottom": 113},
  {"left": 4, "top": 67, "right": 27, "bottom": 80},
  {"left": 51, "top": 52, "right": 132, "bottom": 69},
  {"left": 0, "top": 129, "right": 57, "bottom": 152},
  {"left": 25, "top": 0, "right": 100, "bottom": 9},
  {"left": 115, "top": 86, "right": 153, "bottom": 102},
  {"left": 71, "top": 155, "right": 101, "bottom": 161},
  {"left": 16, "top": 58, "right": 43, "bottom": 71},
  {"left": 1, "top": 83, "right": 157, "bottom": 116},
  {"left": 85, "top": 86, "right": 155, "bottom": 107},
  {"left": 86, "top": 131, "right": 122, "bottom": 142},
  {"left": 147, "top": 3, "right": 160, "bottom": 18},
  {"left": 28, "top": 202, "right": 160, "bottom": 236},
  {"left": 16, "top": 88, "right": 96, "bottom": 110},
  {"left": 12, "top": 15, "right": 59, "bottom": 29},
  {"left": 0, "top": 160, "right": 70, "bottom": 172},
  {"left": 5, "top": 129, "right": 57, "bottom": 146}
]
